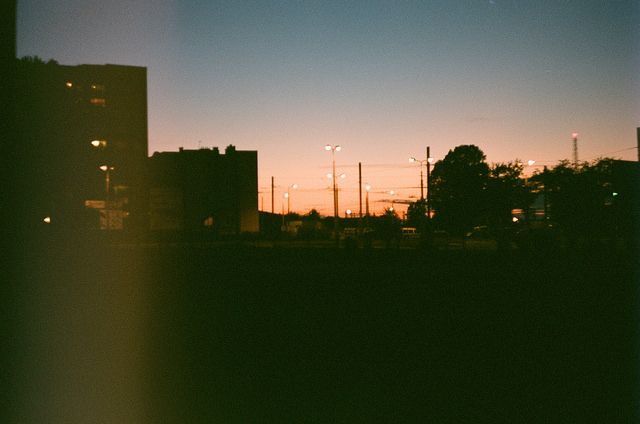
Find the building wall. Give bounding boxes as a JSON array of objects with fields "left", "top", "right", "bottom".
[
  {"left": 14, "top": 60, "right": 148, "bottom": 230},
  {"left": 148, "top": 146, "right": 259, "bottom": 233}
]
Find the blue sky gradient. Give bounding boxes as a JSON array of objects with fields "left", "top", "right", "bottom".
[{"left": 18, "top": 0, "right": 638, "bottom": 214}]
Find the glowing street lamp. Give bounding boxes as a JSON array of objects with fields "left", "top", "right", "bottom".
[
  {"left": 99, "top": 165, "right": 115, "bottom": 198},
  {"left": 426, "top": 148, "right": 435, "bottom": 219},
  {"left": 285, "top": 183, "right": 298, "bottom": 214},
  {"left": 325, "top": 145, "right": 342, "bottom": 217},
  {"left": 365, "top": 183, "right": 371, "bottom": 216},
  {"left": 409, "top": 156, "right": 427, "bottom": 200},
  {"left": 388, "top": 190, "right": 397, "bottom": 213}
]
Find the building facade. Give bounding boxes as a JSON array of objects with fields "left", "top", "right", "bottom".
[
  {"left": 148, "top": 145, "right": 259, "bottom": 234},
  {"left": 14, "top": 58, "right": 148, "bottom": 230}
]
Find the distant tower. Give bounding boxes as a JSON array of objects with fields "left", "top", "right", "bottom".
[{"left": 571, "top": 132, "right": 579, "bottom": 168}]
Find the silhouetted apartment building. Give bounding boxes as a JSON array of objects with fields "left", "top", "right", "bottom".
[
  {"left": 148, "top": 145, "right": 259, "bottom": 233},
  {"left": 14, "top": 58, "right": 148, "bottom": 230}
]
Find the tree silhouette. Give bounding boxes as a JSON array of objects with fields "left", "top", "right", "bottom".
[
  {"left": 430, "top": 145, "right": 489, "bottom": 234},
  {"left": 18, "top": 56, "right": 58, "bottom": 66},
  {"left": 379, "top": 207, "right": 401, "bottom": 246},
  {"left": 536, "top": 158, "right": 617, "bottom": 244},
  {"left": 298, "top": 208, "right": 323, "bottom": 239},
  {"left": 406, "top": 199, "right": 427, "bottom": 229},
  {"left": 485, "top": 161, "right": 532, "bottom": 227},
  {"left": 303, "top": 208, "right": 321, "bottom": 222}
]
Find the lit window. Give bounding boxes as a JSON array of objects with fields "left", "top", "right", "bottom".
[
  {"left": 91, "top": 84, "right": 105, "bottom": 98},
  {"left": 90, "top": 98, "right": 106, "bottom": 106}
]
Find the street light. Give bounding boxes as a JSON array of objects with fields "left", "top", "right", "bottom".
[
  {"left": 326, "top": 173, "right": 346, "bottom": 214},
  {"left": 365, "top": 183, "right": 371, "bottom": 216},
  {"left": 99, "top": 165, "right": 115, "bottom": 198},
  {"left": 409, "top": 156, "right": 427, "bottom": 200},
  {"left": 285, "top": 183, "right": 298, "bottom": 214},
  {"left": 325, "top": 144, "right": 342, "bottom": 240},
  {"left": 426, "top": 150, "right": 434, "bottom": 219},
  {"left": 388, "top": 190, "right": 397, "bottom": 213},
  {"left": 91, "top": 139, "right": 107, "bottom": 148},
  {"left": 325, "top": 144, "right": 342, "bottom": 217}
]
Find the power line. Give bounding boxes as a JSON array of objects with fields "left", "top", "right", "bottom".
[{"left": 584, "top": 146, "right": 637, "bottom": 160}]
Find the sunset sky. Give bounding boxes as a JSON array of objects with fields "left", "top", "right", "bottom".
[{"left": 17, "top": 1, "right": 639, "bottom": 215}]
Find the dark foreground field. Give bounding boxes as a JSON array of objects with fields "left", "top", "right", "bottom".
[{"left": 6, "top": 239, "right": 640, "bottom": 423}]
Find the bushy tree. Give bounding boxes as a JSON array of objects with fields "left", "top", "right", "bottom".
[
  {"left": 485, "top": 161, "right": 533, "bottom": 227},
  {"left": 430, "top": 145, "right": 490, "bottom": 233},
  {"left": 534, "top": 158, "right": 617, "bottom": 242},
  {"left": 406, "top": 199, "right": 427, "bottom": 230},
  {"left": 378, "top": 207, "right": 401, "bottom": 245},
  {"left": 298, "top": 208, "right": 324, "bottom": 239}
]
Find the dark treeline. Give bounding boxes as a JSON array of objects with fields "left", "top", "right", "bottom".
[{"left": 269, "top": 145, "right": 638, "bottom": 250}]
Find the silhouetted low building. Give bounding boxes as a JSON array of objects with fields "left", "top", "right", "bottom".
[{"left": 148, "top": 145, "right": 258, "bottom": 234}]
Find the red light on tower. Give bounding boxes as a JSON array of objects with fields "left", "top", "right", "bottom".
[{"left": 571, "top": 132, "right": 579, "bottom": 140}]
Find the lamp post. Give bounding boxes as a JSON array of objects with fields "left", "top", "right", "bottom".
[
  {"left": 99, "top": 165, "right": 114, "bottom": 199},
  {"left": 285, "top": 183, "right": 298, "bottom": 214},
  {"left": 325, "top": 145, "right": 341, "bottom": 217},
  {"left": 327, "top": 172, "right": 346, "bottom": 209},
  {"left": 365, "top": 183, "right": 371, "bottom": 216},
  {"left": 388, "top": 190, "right": 397, "bottom": 214},
  {"left": 99, "top": 165, "right": 115, "bottom": 231},
  {"left": 325, "top": 144, "right": 342, "bottom": 238},
  {"left": 426, "top": 149, "right": 434, "bottom": 219},
  {"left": 409, "top": 157, "right": 427, "bottom": 200}
]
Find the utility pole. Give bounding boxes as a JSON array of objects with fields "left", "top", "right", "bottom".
[
  {"left": 426, "top": 146, "right": 431, "bottom": 219},
  {"left": 271, "top": 176, "right": 274, "bottom": 214},
  {"left": 365, "top": 184, "right": 370, "bottom": 217},
  {"left": 332, "top": 153, "right": 338, "bottom": 219},
  {"left": 543, "top": 166, "right": 549, "bottom": 220},
  {"left": 358, "top": 162, "right": 362, "bottom": 218},
  {"left": 637, "top": 127, "right": 639, "bottom": 162},
  {"left": 419, "top": 163, "right": 424, "bottom": 200}
]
